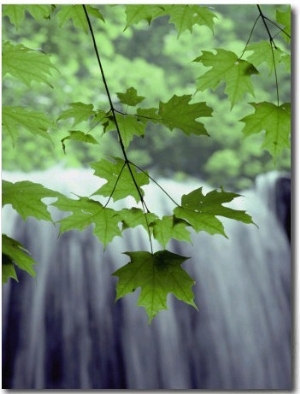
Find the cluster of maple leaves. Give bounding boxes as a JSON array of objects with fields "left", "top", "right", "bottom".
[{"left": 2, "top": 5, "right": 290, "bottom": 321}]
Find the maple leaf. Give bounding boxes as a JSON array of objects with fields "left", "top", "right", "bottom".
[
  {"left": 240, "top": 102, "right": 291, "bottom": 159},
  {"left": 2, "top": 235, "right": 36, "bottom": 283},
  {"left": 136, "top": 107, "right": 162, "bottom": 125},
  {"left": 2, "top": 180, "right": 61, "bottom": 222},
  {"left": 3, "top": 5, "right": 53, "bottom": 28},
  {"left": 2, "top": 106, "right": 53, "bottom": 145},
  {"left": 2, "top": 41, "right": 57, "bottom": 87},
  {"left": 52, "top": 196, "right": 121, "bottom": 247},
  {"left": 152, "top": 216, "right": 192, "bottom": 248},
  {"left": 57, "top": 5, "right": 104, "bottom": 33},
  {"left": 194, "top": 49, "right": 259, "bottom": 109},
  {"left": 57, "top": 102, "right": 96, "bottom": 126},
  {"left": 174, "top": 187, "right": 254, "bottom": 237},
  {"left": 91, "top": 158, "right": 149, "bottom": 203},
  {"left": 117, "top": 87, "right": 145, "bottom": 107},
  {"left": 244, "top": 41, "right": 288, "bottom": 73},
  {"left": 124, "top": 5, "right": 165, "bottom": 29},
  {"left": 113, "top": 250, "right": 197, "bottom": 322},
  {"left": 163, "top": 5, "right": 217, "bottom": 37},
  {"left": 158, "top": 94, "right": 212, "bottom": 136}
]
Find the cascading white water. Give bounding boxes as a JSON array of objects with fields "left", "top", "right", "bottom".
[{"left": 2, "top": 169, "right": 291, "bottom": 389}]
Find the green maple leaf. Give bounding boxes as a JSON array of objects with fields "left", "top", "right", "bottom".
[
  {"left": 113, "top": 250, "right": 197, "bottom": 322},
  {"left": 2, "top": 41, "right": 57, "bottom": 87},
  {"left": 194, "top": 49, "right": 259, "bottom": 109},
  {"left": 52, "top": 196, "right": 121, "bottom": 247},
  {"left": 57, "top": 102, "right": 96, "bottom": 126},
  {"left": 119, "top": 208, "right": 158, "bottom": 231},
  {"left": 174, "top": 187, "right": 254, "bottom": 237},
  {"left": 2, "top": 180, "right": 61, "bottom": 221},
  {"left": 3, "top": 5, "right": 53, "bottom": 28},
  {"left": 124, "top": 5, "right": 165, "bottom": 29},
  {"left": 244, "top": 41, "right": 288, "bottom": 72},
  {"left": 152, "top": 216, "right": 192, "bottom": 248},
  {"left": 164, "top": 5, "right": 217, "bottom": 37},
  {"left": 158, "top": 94, "right": 212, "bottom": 136},
  {"left": 240, "top": 102, "right": 291, "bottom": 159},
  {"left": 2, "top": 237, "right": 36, "bottom": 283},
  {"left": 3, "top": 106, "right": 53, "bottom": 144},
  {"left": 276, "top": 7, "right": 291, "bottom": 42},
  {"left": 2, "top": 235, "right": 36, "bottom": 283},
  {"left": 117, "top": 87, "right": 145, "bottom": 107},
  {"left": 57, "top": 5, "right": 104, "bottom": 33},
  {"left": 91, "top": 158, "right": 149, "bottom": 203}
]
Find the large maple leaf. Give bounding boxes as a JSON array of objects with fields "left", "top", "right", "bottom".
[
  {"left": 113, "top": 250, "right": 197, "bottom": 322},
  {"left": 194, "top": 49, "right": 259, "bottom": 109},
  {"left": 52, "top": 196, "right": 121, "bottom": 247},
  {"left": 174, "top": 187, "right": 254, "bottom": 237},
  {"left": 2, "top": 180, "right": 61, "bottom": 221}
]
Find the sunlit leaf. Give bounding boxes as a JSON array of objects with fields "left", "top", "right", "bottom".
[
  {"left": 124, "top": 5, "right": 165, "bottom": 29},
  {"left": 240, "top": 102, "right": 291, "bottom": 159},
  {"left": 2, "top": 180, "right": 61, "bottom": 221},
  {"left": 2, "top": 41, "right": 57, "bottom": 87},
  {"left": 3, "top": 5, "right": 53, "bottom": 28},
  {"left": 57, "top": 102, "right": 96, "bottom": 126},
  {"left": 113, "top": 250, "right": 197, "bottom": 322},
  {"left": 163, "top": 5, "right": 217, "bottom": 37},
  {"left": 276, "top": 7, "right": 291, "bottom": 42},
  {"left": 2, "top": 106, "right": 53, "bottom": 145},
  {"left": 57, "top": 5, "right": 104, "bottom": 33},
  {"left": 194, "top": 49, "right": 259, "bottom": 109},
  {"left": 244, "top": 41, "right": 288, "bottom": 72},
  {"left": 152, "top": 216, "right": 192, "bottom": 248}
]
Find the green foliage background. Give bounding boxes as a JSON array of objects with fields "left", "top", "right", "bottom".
[{"left": 2, "top": 4, "right": 291, "bottom": 190}]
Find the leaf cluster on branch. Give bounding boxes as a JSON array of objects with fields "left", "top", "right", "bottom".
[{"left": 2, "top": 4, "right": 291, "bottom": 321}]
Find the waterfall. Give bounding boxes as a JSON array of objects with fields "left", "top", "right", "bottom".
[{"left": 2, "top": 169, "right": 291, "bottom": 389}]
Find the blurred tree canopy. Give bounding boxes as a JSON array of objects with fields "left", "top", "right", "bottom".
[{"left": 2, "top": 4, "right": 291, "bottom": 190}]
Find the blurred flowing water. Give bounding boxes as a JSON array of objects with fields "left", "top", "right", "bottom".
[{"left": 2, "top": 169, "right": 291, "bottom": 389}]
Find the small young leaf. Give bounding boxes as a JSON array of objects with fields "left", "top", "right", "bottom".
[
  {"left": 174, "top": 187, "right": 254, "bottom": 237},
  {"left": 2, "top": 180, "right": 61, "bottom": 221},
  {"left": 3, "top": 106, "right": 53, "bottom": 144},
  {"left": 194, "top": 49, "right": 259, "bottom": 109},
  {"left": 163, "top": 5, "right": 217, "bottom": 37},
  {"left": 61, "top": 131, "right": 98, "bottom": 154},
  {"left": 113, "top": 250, "right": 197, "bottom": 322},
  {"left": 57, "top": 102, "right": 96, "bottom": 126},
  {"left": 2, "top": 234, "right": 36, "bottom": 282},
  {"left": 53, "top": 196, "right": 121, "bottom": 247},
  {"left": 91, "top": 158, "right": 149, "bottom": 203},
  {"left": 117, "top": 87, "right": 145, "bottom": 107},
  {"left": 2, "top": 41, "right": 57, "bottom": 87},
  {"left": 240, "top": 102, "right": 291, "bottom": 159},
  {"left": 158, "top": 94, "right": 212, "bottom": 136}
]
